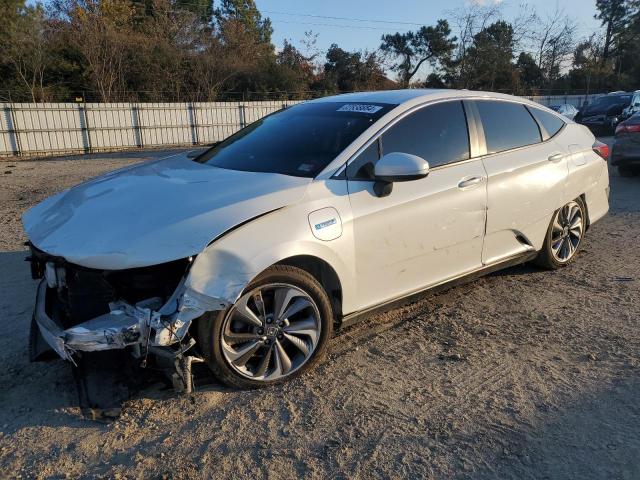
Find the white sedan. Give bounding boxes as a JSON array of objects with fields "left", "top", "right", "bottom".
[{"left": 24, "top": 89, "right": 610, "bottom": 389}]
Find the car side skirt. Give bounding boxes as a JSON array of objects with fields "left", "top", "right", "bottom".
[{"left": 340, "top": 251, "right": 538, "bottom": 329}]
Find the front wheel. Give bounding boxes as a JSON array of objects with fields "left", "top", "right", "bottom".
[
  {"left": 197, "top": 265, "right": 333, "bottom": 388},
  {"left": 534, "top": 198, "right": 586, "bottom": 269}
]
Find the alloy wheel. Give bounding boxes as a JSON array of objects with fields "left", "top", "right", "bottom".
[
  {"left": 551, "top": 201, "right": 584, "bottom": 263},
  {"left": 220, "top": 283, "right": 322, "bottom": 381}
]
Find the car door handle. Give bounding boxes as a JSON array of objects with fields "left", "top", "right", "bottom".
[
  {"left": 458, "top": 176, "right": 485, "bottom": 189},
  {"left": 548, "top": 153, "right": 564, "bottom": 162}
]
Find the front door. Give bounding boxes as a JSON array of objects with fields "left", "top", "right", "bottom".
[{"left": 346, "top": 101, "right": 487, "bottom": 312}]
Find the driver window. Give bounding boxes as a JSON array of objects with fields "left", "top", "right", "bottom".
[
  {"left": 381, "top": 101, "right": 470, "bottom": 167},
  {"left": 346, "top": 139, "right": 380, "bottom": 180}
]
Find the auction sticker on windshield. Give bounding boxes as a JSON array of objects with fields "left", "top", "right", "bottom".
[{"left": 337, "top": 104, "right": 383, "bottom": 114}]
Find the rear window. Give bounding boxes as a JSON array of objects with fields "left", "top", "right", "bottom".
[
  {"left": 528, "top": 107, "right": 565, "bottom": 140},
  {"left": 476, "top": 101, "right": 541, "bottom": 154},
  {"left": 195, "top": 101, "right": 395, "bottom": 177}
]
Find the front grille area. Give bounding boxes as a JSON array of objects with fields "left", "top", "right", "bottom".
[{"left": 29, "top": 244, "right": 190, "bottom": 328}]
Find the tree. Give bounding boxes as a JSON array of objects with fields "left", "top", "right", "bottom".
[
  {"left": 1, "top": 3, "right": 51, "bottom": 101},
  {"left": 532, "top": 8, "right": 576, "bottom": 86},
  {"left": 568, "top": 35, "right": 607, "bottom": 93},
  {"left": 516, "top": 52, "right": 543, "bottom": 92},
  {"left": 595, "top": 0, "right": 631, "bottom": 61},
  {"left": 445, "top": 1, "right": 501, "bottom": 88},
  {"left": 320, "top": 44, "right": 391, "bottom": 93},
  {"left": 380, "top": 20, "right": 456, "bottom": 87},
  {"left": 214, "top": 0, "right": 272, "bottom": 47},
  {"left": 274, "top": 40, "right": 316, "bottom": 95},
  {"left": 456, "top": 20, "right": 517, "bottom": 91}
]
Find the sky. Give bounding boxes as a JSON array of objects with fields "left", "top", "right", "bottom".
[{"left": 255, "top": 0, "right": 603, "bottom": 61}]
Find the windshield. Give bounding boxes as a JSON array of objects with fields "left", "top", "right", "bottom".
[{"left": 194, "top": 101, "right": 395, "bottom": 177}]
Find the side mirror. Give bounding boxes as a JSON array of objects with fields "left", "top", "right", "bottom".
[
  {"left": 373, "top": 152, "right": 429, "bottom": 197},
  {"left": 186, "top": 150, "right": 200, "bottom": 159}
]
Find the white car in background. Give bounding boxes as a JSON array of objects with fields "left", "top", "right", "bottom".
[
  {"left": 622, "top": 90, "right": 640, "bottom": 120},
  {"left": 550, "top": 103, "right": 579, "bottom": 120},
  {"left": 24, "top": 89, "right": 610, "bottom": 390}
]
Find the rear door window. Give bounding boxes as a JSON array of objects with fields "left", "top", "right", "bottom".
[
  {"left": 476, "top": 101, "right": 542, "bottom": 154},
  {"left": 528, "top": 107, "right": 565, "bottom": 140}
]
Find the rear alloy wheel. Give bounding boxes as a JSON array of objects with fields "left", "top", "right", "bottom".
[
  {"left": 534, "top": 198, "right": 586, "bottom": 269},
  {"left": 198, "top": 265, "right": 333, "bottom": 388}
]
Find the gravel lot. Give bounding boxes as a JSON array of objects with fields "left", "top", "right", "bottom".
[{"left": 0, "top": 146, "right": 638, "bottom": 479}]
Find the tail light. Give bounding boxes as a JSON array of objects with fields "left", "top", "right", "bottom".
[
  {"left": 615, "top": 123, "right": 640, "bottom": 135},
  {"left": 592, "top": 140, "right": 609, "bottom": 160}
]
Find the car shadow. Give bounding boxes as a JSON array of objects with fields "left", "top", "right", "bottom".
[{"left": 488, "top": 263, "right": 540, "bottom": 277}]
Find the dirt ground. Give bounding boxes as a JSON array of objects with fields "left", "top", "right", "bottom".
[{"left": 0, "top": 147, "right": 638, "bottom": 479}]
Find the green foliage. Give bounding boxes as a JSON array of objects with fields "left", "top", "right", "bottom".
[
  {"left": 380, "top": 19, "right": 456, "bottom": 87},
  {"left": 320, "top": 44, "right": 391, "bottom": 93},
  {"left": 1, "top": 0, "right": 639, "bottom": 102},
  {"left": 516, "top": 52, "right": 543, "bottom": 92}
]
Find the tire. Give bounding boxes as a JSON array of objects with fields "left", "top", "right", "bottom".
[
  {"left": 197, "top": 265, "right": 333, "bottom": 389},
  {"left": 534, "top": 197, "right": 587, "bottom": 270},
  {"left": 618, "top": 166, "right": 637, "bottom": 177}
]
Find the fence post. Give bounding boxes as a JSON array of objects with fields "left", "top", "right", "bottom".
[
  {"left": 133, "top": 104, "right": 144, "bottom": 148},
  {"left": 7, "top": 103, "right": 22, "bottom": 156},
  {"left": 80, "top": 101, "right": 93, "bottom": 154},
  {"left": 238, "top": 101, "right": 246, "bottom": 129},
  {"left": 189, "top": 102, "right": 199, "bottom": 145}
]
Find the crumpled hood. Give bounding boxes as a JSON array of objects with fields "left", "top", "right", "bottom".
[{"left": 22, "top": 154, "right": 311, "bottom": 269}]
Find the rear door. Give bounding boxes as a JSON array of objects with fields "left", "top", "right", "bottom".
[
  {"left": 346, "top": 100, "right": 487, "bottom": 311},
  {"left": 474, "top": 100, "right": 569, "bottom": 264}
]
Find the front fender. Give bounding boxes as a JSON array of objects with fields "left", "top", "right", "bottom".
[{"left": 184, "top": 180, "right": 356, "bottom": 313}]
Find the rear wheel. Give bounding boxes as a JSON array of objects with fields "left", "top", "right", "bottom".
[
  {"left": 197, "top": 265, "right": 333, "bottom": 388},
  {"left": 534, "top": 198, "right": 586, "bottom": 269}
]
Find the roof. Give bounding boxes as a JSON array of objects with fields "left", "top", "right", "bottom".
[
  {"left": 311, "top": 88, "right": 543, "bottom": 108},
  {"left": 312, "top": 89, "right": 449, "bottom": 105}
]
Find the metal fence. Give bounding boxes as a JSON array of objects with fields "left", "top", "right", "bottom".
[
  {"left": 0, "top": 101, "right": 302, "bottom": 157},
  {"left": 0, "top": 94, "right": 601, "bottom": 158},
  {"left": 524, "top": 93, "right": 602, "bottom": 109}
]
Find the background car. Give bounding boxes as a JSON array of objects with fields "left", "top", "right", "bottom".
[
  {"left": 612, "top": 112, "right": 640, "bottom": 176},
  {"left": 621, "top": 90, "right": 640, "bottom": 120},
  {"left": 549, "top": 104, "right": 579, "bottom": 120},
  {"left": 575, "top": 92, "right": 632, "bottom": 134}
]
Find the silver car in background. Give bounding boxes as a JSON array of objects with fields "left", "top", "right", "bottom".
[{"left": 24, "top": 89, "right": 610, "bottom": 390}]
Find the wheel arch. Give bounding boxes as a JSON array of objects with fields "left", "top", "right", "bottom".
[
  {"left": 275, "top": 255, "right": 343, "bottom": 324},
  {"left": 185, "top": 238, "right": 353, "bottom": 320},
  {"left": 579, "top": 192, "right": 591, "bottom": 230}
]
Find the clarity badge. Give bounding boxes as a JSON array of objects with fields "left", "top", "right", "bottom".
[{"left": 315, "top": 218, "right": 337, "bottom": 230}]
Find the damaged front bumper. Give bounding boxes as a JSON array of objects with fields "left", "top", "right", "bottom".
[{"left": 32, "top": 279, "right": 229, "bottom": 362}]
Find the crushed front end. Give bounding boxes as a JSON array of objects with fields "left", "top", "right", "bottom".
[{"left": 26, "top": 244, "right": 222, "bottom": 394}]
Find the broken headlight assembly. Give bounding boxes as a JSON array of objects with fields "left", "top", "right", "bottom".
[{"left": 27, "top": 243, "right": 208, "bottom": 389}]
